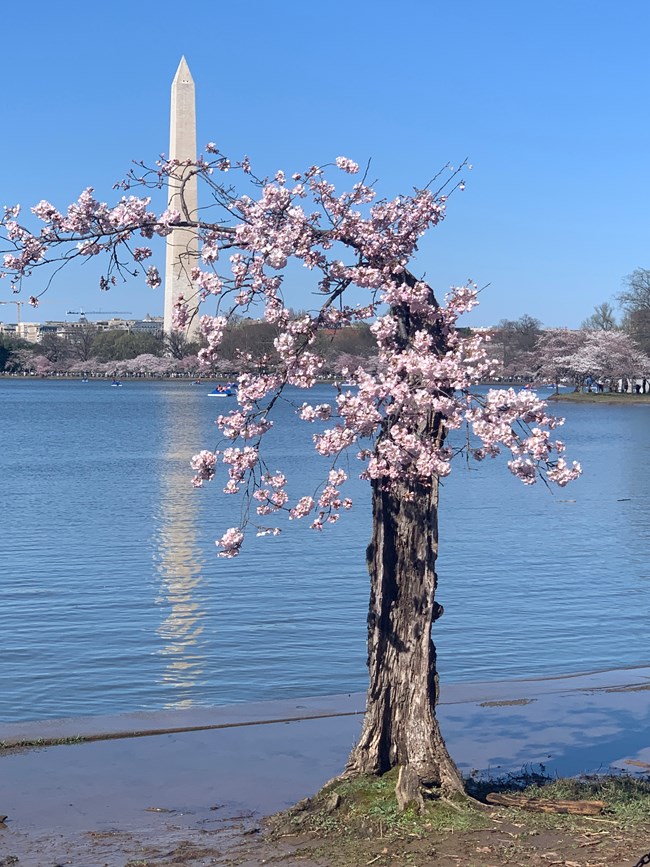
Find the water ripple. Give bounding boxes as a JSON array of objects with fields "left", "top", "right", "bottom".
[{"left": 1, "top": 379, "right": 648, "bottom": 721}]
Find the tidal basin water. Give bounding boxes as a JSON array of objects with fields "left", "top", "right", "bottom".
[{"left": 1, "top": 379, "right": 649, "bottom": 722}]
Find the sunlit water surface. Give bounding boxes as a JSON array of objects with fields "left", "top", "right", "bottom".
[{"left": 1, "top": 379, "right": 648, "bottom": 721}]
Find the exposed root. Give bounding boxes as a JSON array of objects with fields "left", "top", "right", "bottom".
[
  {"left": 439, "top": 796, "right": 464, "bottom": 812},
  {"left": 439, "top": 792, "right": 492, "bottom": 812},
  {"left": 332, "top": 761, "right": 491, "bottom": 816},
  {"left": 396, "top": 766, "right": 425, "bottom": 812}
]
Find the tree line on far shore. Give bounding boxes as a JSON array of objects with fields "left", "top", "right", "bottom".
[
  {"left": 0, "top": 319, "right": 378, "bottom": 379},
  {"left": 487, "top": 267, "right": 650, "bottom": 390},
  {"left": 2, "top": 268, "right": 650, "bottom": 387}
]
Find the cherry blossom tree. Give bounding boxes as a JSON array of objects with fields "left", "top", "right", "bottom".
[
  {"left": 533, "top": 328, "right": 587, "bottom": 391},
  {"left": 5, "top": 347, "right": 35, "bottom": 373},
  {"left": 0, "top": 149, "right": 581, "bottom": 802},
  {"left": 172, "top": 354, "right": 201, "bottom": 376},
  {"left": 332, "top": 352, "right": 376, "bottom": 379},
  {"left": 565, "top": 330, "right": 650, "bottom": 391},
  {"left": 535, "top": 328, "right": 650, "bottom": 392},
  {"left": 126, "top": 352, "right": 174, "bottom": 377},
  {"left": 30, "top": 354, "right": 53, "bottom": 376}
]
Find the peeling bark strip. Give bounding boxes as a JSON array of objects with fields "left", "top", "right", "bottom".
[
  {"left": 395, "top": 766, "right": 424, "bottom": 812},
  {"left": 345, "top": 468, "right": 464, "bottom": 796},
  {"left": 485, "top": 794, "right": 607, "bottom": 815}
]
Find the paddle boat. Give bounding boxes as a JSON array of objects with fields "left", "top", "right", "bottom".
[{"left": 208, "top": 383, "right": 235, "bottom": 397}]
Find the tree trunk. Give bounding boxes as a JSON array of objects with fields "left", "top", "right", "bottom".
[{"left": 345, "top": 471, "right": 465, "bottom": 796}]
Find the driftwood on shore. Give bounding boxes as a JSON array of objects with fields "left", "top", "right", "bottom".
[{"left": 485, "top": 793, "right": 607, "bottom": 815}]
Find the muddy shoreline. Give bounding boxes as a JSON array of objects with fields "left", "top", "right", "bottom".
[{"left": 3, "top": 667, "right": 650, "bottom": 865}]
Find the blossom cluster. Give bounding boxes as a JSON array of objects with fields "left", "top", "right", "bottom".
[{"left": 0, "top": 151, "right": 581, "bottom": 558}]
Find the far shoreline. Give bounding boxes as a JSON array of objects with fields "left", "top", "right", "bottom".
[
  {"left": 548, "top": 390, "right": 650, "bottom": 404},
  {"left": 3, "top": 373, "right": 650, "bottom": 402}
]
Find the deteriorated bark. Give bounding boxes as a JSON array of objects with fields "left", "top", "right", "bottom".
[
  {"left": 485, "top": 794, "right": 607, "bottom": 815},
  {"left": 345, "top": 470, "right": 465, "bottom": 796}
]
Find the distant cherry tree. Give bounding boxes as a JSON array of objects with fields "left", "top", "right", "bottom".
[
  {"left": 536, "top": 328, "right": 650, "bottom": 392},
  {"left": 29, "top": 354, "right": 53, "bottom": 376},
  {"left": 534, "top": 329, "right": 587, "bottom": 391},
  {"left": 172, "top": 354, "right": 201, "bottom": 376},
  {"left": 0, "top": 150, "right": 580, "bottom": 803},
  {"left": 567, "top": 330, "right": 650, "bottom": 390}
]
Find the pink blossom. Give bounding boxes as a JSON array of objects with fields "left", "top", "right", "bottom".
[
  {"left": 546, "top": 458, "right": 582, "bottom": 487},
  {"left": 31, "top": 200, "right": 63, "bottom": 225},
  {"left": 145, "top": 266, "right": 161, "bottom": 288},
  {"left": 289, "top": 496, "right": 315, "bottom": 519},
  {"left": 335, "top": 156, "right": 360, "bottom": 174},
  {"left": 299, "top": 403, "right": 333, "bottom": 422},
  {"left": 507, "top": 458, "right": 537, "bottom": 485},
  {"left": 190, "top": 450, "right": 218, "bottom": 487},
  {"left": 0, "top": 149, "right": 582, "bottom": 555},
  {"left": 154, "top": 208, "right": 181, "bottom": 236},
  {"left": 172, "top": 296, "right": 190, "bottom": 329},
  {"left": 216, "top": 527, "right": 244, "bottom": 558},
  {"left": 328, "top": 468, "right": 347, "bottom": 486}
]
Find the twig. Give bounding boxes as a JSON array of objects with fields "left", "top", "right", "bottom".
[
  {"left": 581, "top": 815, "right": 618, "bottom": 824},
  {"left": 440, "top": 796, "right": 464, "bottom": 812}
]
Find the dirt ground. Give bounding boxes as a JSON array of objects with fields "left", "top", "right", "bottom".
[
  {"left": 5, "top": 671, "right": 650, "bottom": 866},
  {"left": 232, "top": 822, "right": 650, "bottom": 867},
  {"left": 3, "top": 802, "right": 650, "bottom": 867}
]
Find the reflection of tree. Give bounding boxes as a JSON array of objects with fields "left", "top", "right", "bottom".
[{"left": 155, "top": 389, "right": 207, "bottom": 707}]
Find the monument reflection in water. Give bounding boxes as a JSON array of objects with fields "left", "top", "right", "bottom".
[{"left": 154, "top": 386, "right": 207, "bottom": 707}]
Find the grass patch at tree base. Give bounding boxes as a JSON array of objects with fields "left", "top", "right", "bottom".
[{"left": 262, "top": 768, "right": 650, "bottom": 866}]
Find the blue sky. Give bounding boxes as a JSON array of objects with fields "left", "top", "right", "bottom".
[{"left": 2, "top": 0, "right": 650, "bottom": 328}]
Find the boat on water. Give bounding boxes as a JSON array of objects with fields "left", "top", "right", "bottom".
[
  {"left": 208, "top": 383, "right": 236, "bottom": 397},
  {"left": 111, "top": 381, "right": 123, "bottom": 388}
]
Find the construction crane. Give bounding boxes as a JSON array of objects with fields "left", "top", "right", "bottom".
[
  {"left": 0, "top": 299, "right": 28, "bottom": 324},
  {"left": 66, "top": 309, "right": 132, "bottom": 320}
]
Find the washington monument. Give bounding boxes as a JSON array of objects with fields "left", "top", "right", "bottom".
[{"left": 164, "top": 56, "right": 200, "bottom": 340}]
